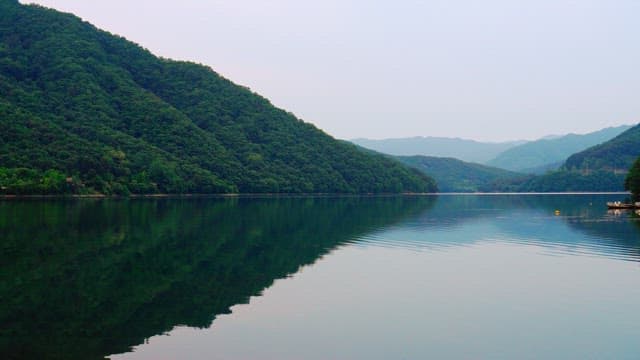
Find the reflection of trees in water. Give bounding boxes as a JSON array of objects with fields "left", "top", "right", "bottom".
[
  {"left": 0, "top": 196, "right": 434, "bottom": 360},
  {"left": 2, "top": 195, "right": 636, "bottom": 360}
]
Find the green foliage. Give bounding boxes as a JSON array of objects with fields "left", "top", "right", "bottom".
[
  {"left": 0, "top": 167, "right": 77, "bottom": 195},
  {"left": 625, "top": 157, "right": 640, "bottom": 201},
  {"left": 0, "top": 1, "right": 435, "bottom": 195}
]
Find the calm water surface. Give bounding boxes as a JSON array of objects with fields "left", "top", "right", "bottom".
[{"left": 2, "top": 195, "right": 640, "bottom": 359}]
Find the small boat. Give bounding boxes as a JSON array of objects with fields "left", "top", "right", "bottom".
[{"left": 606, "top": 201, "right": 638, "bottom": 209}]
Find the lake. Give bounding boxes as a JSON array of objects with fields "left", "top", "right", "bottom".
[{"left": 2, "top": 194, "right": 640, "bottom": 359}]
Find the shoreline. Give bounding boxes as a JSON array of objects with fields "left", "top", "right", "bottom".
[{"left": 0, "top": 191, "right": 629, "bottom": 200}]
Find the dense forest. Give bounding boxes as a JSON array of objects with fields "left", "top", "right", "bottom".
[{"left": 0, "top": 0, "right": 436, "bottom": 195}]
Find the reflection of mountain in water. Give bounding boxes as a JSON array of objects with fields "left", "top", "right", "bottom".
[
  {"left": 358, "top": 194, "right": 640, "bottom": 261},
  {"left": 0, "top": 197, "right": 434, "bottom": 360}
]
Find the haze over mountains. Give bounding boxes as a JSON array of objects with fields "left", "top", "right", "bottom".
[
  {"left": 355, "top": 124, "right": 637, "bottom": 192},
  {"left": 486, "top": 124, "right": 640, "bottom": 192},
  {"left": 528, "top": 123, "right": 640, "bottom": 189},
  {"left": 487, "top": 125, "right": 632, "bottom": 173},
  {"left": 350, "top": 137, "right": 524, "bottom": 164},
  {"left": 565, "top": 123, "right": 640, "bottom": 172},
  {"left": 352, "top": 125, "right": 632, "bottom": 173}
]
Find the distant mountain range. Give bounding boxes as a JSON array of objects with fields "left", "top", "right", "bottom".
[
  {"left": 352, "top": 125, "right": 632, "bottom": 173},
  {"left": 389, "top": 124, "right": 638, "bottom": 193},
  {"left": 486, "top": 125, "right": 632, "bottom": 173},
  {"left": 350, "top": 137, "right": 524, "bottom": 164}
]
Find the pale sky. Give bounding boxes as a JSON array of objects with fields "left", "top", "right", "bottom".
[{"left": 23, "top": 0, "right": 640, "bottom": 141}]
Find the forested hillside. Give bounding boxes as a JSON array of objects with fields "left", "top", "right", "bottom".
[{"left": 0, "top": 0, "right": 436, "bottom": 195}]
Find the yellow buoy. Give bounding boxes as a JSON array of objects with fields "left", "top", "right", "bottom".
[{"left": 554, "top": 210, "right": 560, "bottom": 216}]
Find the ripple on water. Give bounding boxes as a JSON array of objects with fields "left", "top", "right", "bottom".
[{"left": 347, "top": 210, "right": 640, "bottom": 263}]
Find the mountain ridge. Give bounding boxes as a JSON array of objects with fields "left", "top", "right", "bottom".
[{"left": 0, "top": 0, "right": 436, "bottom": 195}]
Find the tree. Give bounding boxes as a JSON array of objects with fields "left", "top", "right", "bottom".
[{"left": 624, "top": 157, "right": 640, "bottom": 202}]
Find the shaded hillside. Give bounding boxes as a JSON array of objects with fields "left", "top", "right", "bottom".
[
  {"left": 351, "top": 137, "right": 523, "bottom": 163},
  {"left": 487, "top": 125, "right": 631, "bottom": 172},
  {"left": 397, "top": 155, "right": 522, "bottom": 192},
  {"left": 0, "top": 0, "right": 435, "bottom": 194},
  {"left": 564, "top": 123, "right": 640, "bottom": 172}
]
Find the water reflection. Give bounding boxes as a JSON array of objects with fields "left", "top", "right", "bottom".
[
  {"left": 356, "top": 194, "right": 640, "bottom": 261},
  {"left": 111, "top": 194, "right": 640, "bottom": 360},
  {"left": 0, "top": 197, "right": 434, "bottom": 360},
  {"left": 2, "top": 195, "right": 640, "bottom": 360}
]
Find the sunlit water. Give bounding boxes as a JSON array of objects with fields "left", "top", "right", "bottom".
[{"left": 2, "top": 195, "right": 639, "bottom": 359}]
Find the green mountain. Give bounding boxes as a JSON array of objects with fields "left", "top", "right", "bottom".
[
  {"left": 350, "top": 137, "right": 524, "bottom": 164},
  {"left": 564, "top": 123, "right": 640, "bottom": 172},
  {"left": 397, "top": 155, "right": 522, "bottom": 192},
  {"left": 0, "top": 0, "right": 435, "bottom": 195},
  {"left": 486, "top": 125, "right": 632, "bottom": 173}
]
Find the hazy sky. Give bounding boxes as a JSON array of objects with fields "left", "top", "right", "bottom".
[{"left": 23, "top": 0, "right": 640, "bottom": 141}]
